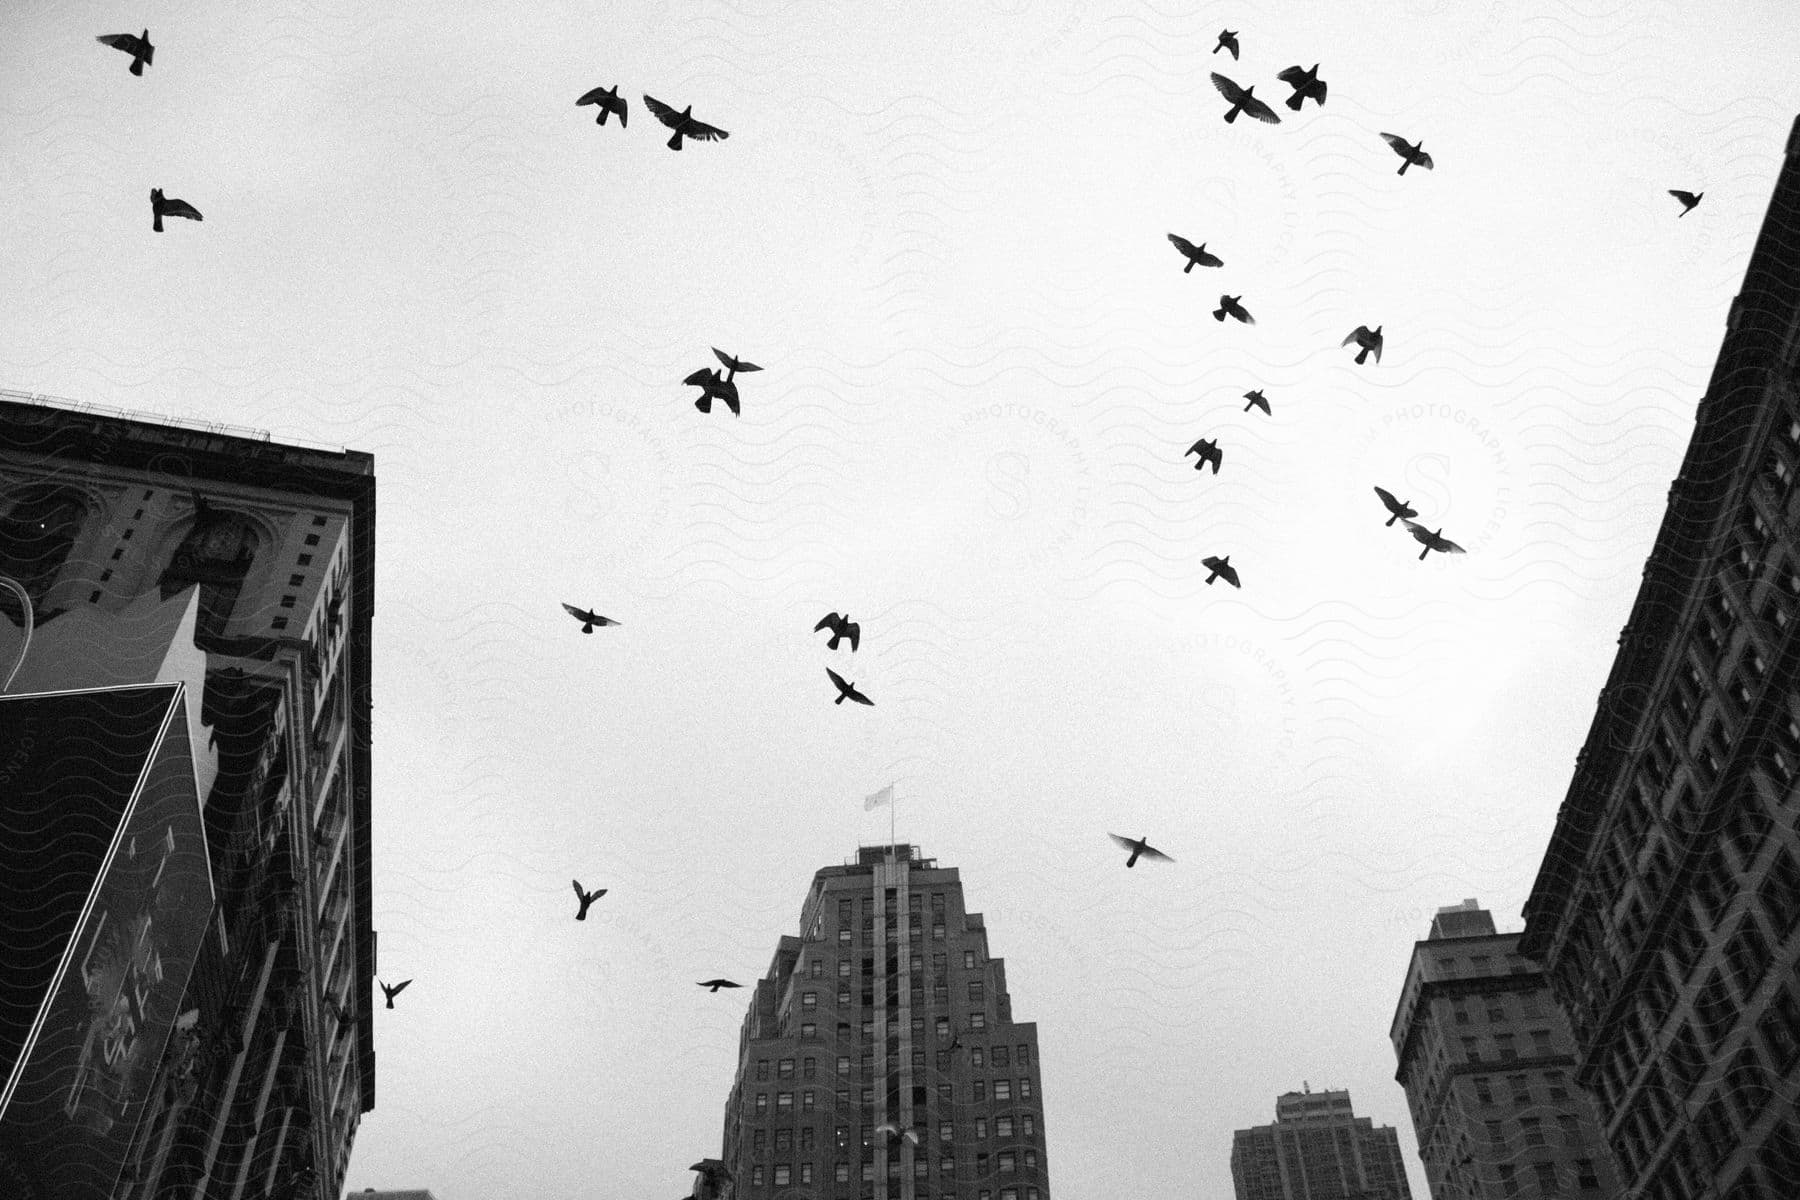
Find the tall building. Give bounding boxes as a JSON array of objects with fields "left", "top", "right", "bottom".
[
  {"left": 718, "top": 844, "right": 1049, "bottom": 1200},
  {"left": 0, "top": 390, "right": 377, "bottom": 1199},
  {"left": 1518, "top": 113, "right": 1800, "bottom": 1200},
  {"left": 1389, "top": 900, "right": 1620, "bottom": 1199},
  {"left": 1230, "top": 1088, "right": 1412, "bottom": 1200}
]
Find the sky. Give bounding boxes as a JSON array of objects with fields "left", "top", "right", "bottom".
[{"left": 4, "top": 2, "right": 1799, "bottom": 1198}]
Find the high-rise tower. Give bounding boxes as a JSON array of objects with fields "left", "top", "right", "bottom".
[
  {"left": 1230, "top": 1088, "right": 1412, "bottom": 1200},
  {"left": 719, "top": 844, "right": 1049, "bottom": 1200},
  {"left": 1519, "top": 115, "right": 1800, "bottom": 1200},
  {"left": 1390, "top": 900, "right": 1621, "bottom": 1198},
  {"left": 0, "top": 390, "right": 376, "bottom": 1200}
]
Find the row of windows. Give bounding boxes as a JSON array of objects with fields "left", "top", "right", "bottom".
[
  {"left": 746, "top": 1155, "right": 1043, "bottom": 1187},
  {"left": 751, "top": 1077, "right": 1036, "bottom": 1113},
  {"left": 750, "top": 1113, "right": 1040, "bottom": 1156},
  {"left": 782, "top": 1009, "right": 998, "bottom": 1048},
  {"left": 804, "top": 950, "right": 984, "bottom": 981},
  {"left": 758, "top": 1041, "right": 1027, "bottom": 1082}
]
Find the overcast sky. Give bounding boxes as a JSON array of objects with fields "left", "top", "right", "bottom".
[{"left": 6, "top": 2, "right": 1799, "bottom": 1198}]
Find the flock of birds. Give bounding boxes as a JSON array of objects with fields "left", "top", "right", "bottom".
[
  {"left": 87, "top": 26, "right": 1716, "bottom": 1191},
  {"left": 1158, "top": 27, "right": 1698, "bottom": 584}
]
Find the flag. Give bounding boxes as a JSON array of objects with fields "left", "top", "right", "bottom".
[{"left": 864, "top": 784, "right": 895, "bottom": 811}]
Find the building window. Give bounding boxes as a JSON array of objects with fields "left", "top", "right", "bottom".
[
  {"left": 803, "top": 992, "right": 817, "bottom": 1010},
  {"left": 836, "top": 1163, "right": 850, "bottom": 1183},
  {"left": 974, "top": 1082, "right": 986, "bottom": 1102},
  {"left": 777, "top": 1129, "right": 793, "bottom": 1152},
  {"left": 755, "top": 1094, "right": 768, "bottom": 1114},
  {"left": 994, "top": 1080, "right": 1011, "bottom": 1101},
  {"left": 970, "top": 1014, "right": 986, "bottom": 1030},
  {"left": 862, "top": 1164, "right": 874, "bottom": 1182},
  {"left": 998, "top": 1152, "right": 1015, "bottom": 1173},
  {"left": 940, "top": 1122, "right": 953, "bottom": 1143},
  {"left": 838, "top": 1057, "right": 851, "bottom": 1076},
  {"left": 1019, "top": 1078, "right": 1030, "bottom": 1099},
  {"left": 996, "top": 1117, "right": 1014, "bottom": 1138},
  {"left": 779, "top": 1058, "right": 795, "bottom": 1078},
  {"left": 758, "top": 1061, "right": 770, "bottom": 1082},
  {"left": 773, "top": 1166, "right": 790, "bottom": 1185},
  {"left": 752, "top": 1167, "right": 764, "bottom": 1186},
  {"left": 803, "top": 1090, "right": 816, "bottom": 1112},
  {"left": 801, "top": 1163, "right": 813, "bottom": 1184},
  {"left": 972, "top": 1048, "right": 985, "bottom": 1068}
]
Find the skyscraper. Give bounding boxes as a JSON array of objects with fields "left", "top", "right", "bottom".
[
  {"left": 1518, "top": 114, "right": 1800, "bottom": 1200},
  {"left": 0, "top": 390, "right": 377, "bottom": 1200},
  {"left": 1229, "top": 1088, "right": 1412, "bottom": 1200},
  {"left": 718, "top": 844, "right": 1049, "bottom": 1200},
  {"left": 1389, "top": 900, "right": 1620, "bottom": 1198}
]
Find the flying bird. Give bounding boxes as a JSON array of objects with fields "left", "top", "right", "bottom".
[
  {"left": 1109, "top": 833, "right": 1174, "bottom": 868},
  {"left": 684, "top": 368, "right": 741, "bottom": 416},
  {"left": 1276, "top": 64, "right": 1327, "bottom": 110},
  {"left": 379, "top": 979, "right": 411, "bottom": 1009},
  {"left": 1373, "top": 487, "right": 1418, "bottom": 527},
  {"left": 1210, "top": 73, "right": 1281, "bottom": 125},
  {"left": 712, "top": 348, "right": 762, "bottom": 382},
  {"left": 1343, "top": 325, "right": 1383, "bottom": 365},
  {"left": 1201, "top": 555, "right": 1240, "bottom": 587},
  {"left": 876, "top": 1123, "right": 923, "bottom": 1146},
  {"left": 1403, "top": 521, "right": 1467, "bottom": 561},
  {"left": 561, "top": 603, "right": 619, "bottom": 633},
  {"left": 1379, "top": 133, "right": 1434, "bottom": 175},
  {"left": 575, "top": 84, "right": 628, "bottom": 127},
  {"left": 1185, "top": 438, "right": 1223, "bottom": 474},
  {"left": 1243, "top": 390, "right": 1271, "bottom": 415},
  {"left": 1669, "top": 189, "right": 1703, "bottom": 217},
  {"left": 1214, "top": 30, "right": 1240, "bottom": 59},
  {"left": 698, "top": 979, "right": 742, "bottom": 993},
  {"left": 1214, "top": 295, "right": 1255, "bottom": 324},
  {"left": 814, "top": 612, "right": 860, "bottom": 652},
  {"left": 572, "top": 880, "right": 608, "bottom": 920},
  {"left": 827, "top": 667, "right": 874, "bottom": 706},
  {"left": 643, "top": 94, "right": 729, "bottom": 151},
  {"left": 1167, "top": 234, "right": 1223, "bottom": 272},
  {"left": 97, "top": 29, "right": 154, "bottom": 75},
  {"left": 151, "top": 188, "right": 202, "bottom": 233}
]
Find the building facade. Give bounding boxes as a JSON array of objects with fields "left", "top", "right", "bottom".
[
  {"left": 1230, "top": 1088, "right": 1413, "bottom": 1200},
  {"left": 0, "top": 390, "right": 377, "bottom": 1200},
  {"left": 1518, "top": 115, "right": 1800, "bottom": 1200},
  {"left": 718, "top": 844, "right": 1049, "bottom": 1200},
  {"left": 1389, "top": 900, "right": 1620, "bottom": 1199}
]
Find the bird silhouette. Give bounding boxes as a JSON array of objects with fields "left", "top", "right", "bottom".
[
  {"left": 1201, "top": 555, "right": 1240, "bottom": 587},
  {"left": 876, "top": 1122, "right": 923, "bottom": 1146},
  {"left": 1214, "top": 295, "right": 1255, "bottom": 324},
  {"left": 1403, "top": 521, "right": 1467, "bottom": 561},
  {"left": 379, "top": 979, "right": 411, "bottom": 1009},
  {"left": 827, "top": 667, "right": 874, "bottom": 706},
  {"left": 1109, "top": 832, "right": 1174, "bottom": 868},
  {"left": 1210, "top": 73, "right": 1281, "bottom": 125},
  {"left": 684, "top": 368, "right": 741, "bottom": 416},
  {"left": 643, "top": 95, "right": 729, "bottom": 151},
  {"left": 1167, "top": 234, "right": 1224, "bottom": 272},
  {"left": 1276, "top": 64, "right": 1327, "bottom": 110},
  {"left": 1669, "top": 189, "right": 1703, "bottom": 217},
  {"left": 1373, "top": 487, "right": 1418, "bottom": 527},
  {"left": 1214, "top": 30, "right": 1240, "bottom": 59},
  {"left": 814, "top": 612, "right": 860, "bottom": 651},
  {"left": 712, "top": 348, "right": 762, "bottom": 382},
  {"left": 828, "top": 665, "right": 878, "bottom": 705},
  {"left": 1185, "top": 438, "right": 1223, "bottom": 474},
  {"left": 1243, "top": 390, "right": 1271, "bottom": 415},
  {"left": 698, "top": 979, "right": 742, "bottom": 993},
  {"left": 1343, "top": 325, "right": 1383, "bottom": 365},
  {"left": 561, "top": 603, "right": 619, "bottom": 633},
  {"left": 576, "top": 85, "right": 628, "bottom": 127},
  {"left": 151, "top": 188, "right": 202, "bottom": 233},
  {"left": 572, "top": 879, "right": 608, "bottom": 920},
  {"left": 1379, "top": 133, "right": 1433, "bottom": 175},
  {"left": 97, "top": 29, "right": 154, "bottom": 75}
]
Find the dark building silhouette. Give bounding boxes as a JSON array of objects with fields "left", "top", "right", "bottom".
[
  {"left": 0, "top": 390, "right": 376, "bottom": 1200},
  {"left": 1230, "top": 1087, "right": 1412, "bottom": 1200},
  {"left": 1519, "top": 114, "right": 1800, "bottom": 1200},
  {"left": 1390, "top": 900, "right": 1621, "bottom": 1198},
  {"left": 718, "top": 844, "right": 1049, "bottom": 1200}
]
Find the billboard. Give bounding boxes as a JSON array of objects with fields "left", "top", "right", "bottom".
[{"left": 0, "top": 683, "right": 216, "bottom": 1200}]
